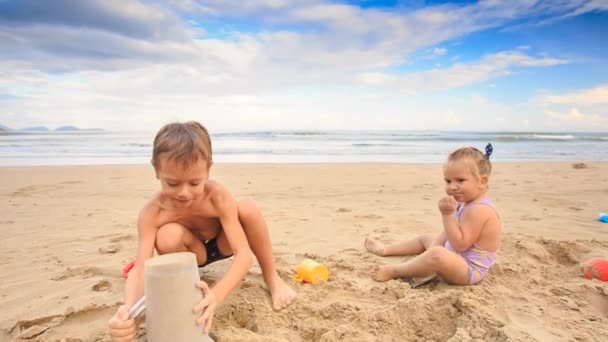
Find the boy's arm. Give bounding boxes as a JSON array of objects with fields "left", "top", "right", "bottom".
[
  {"left": 210, "top": 186, "right": 253, "bottom": 304},
  {"left": 442, "top": 205, "right": 488, "bottom": 252},
  {"left": 124, "top": 205, "right": 157, "bottom": 307}
]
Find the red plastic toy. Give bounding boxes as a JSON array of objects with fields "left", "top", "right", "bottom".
[
  {"left": 122, "top": 260, "right": 135, "bottom": 279},
  {"left": 582, "top": 258, "right": 608, "bottom": 282}
]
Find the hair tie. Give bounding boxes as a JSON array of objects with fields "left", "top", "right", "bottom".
[{"left": 485, "top": 143, "right": 493, "bottom": 160}]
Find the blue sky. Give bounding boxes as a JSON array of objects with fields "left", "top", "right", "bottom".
[{"left": 0, "top": 0, "right": 607, "bottom": 132}]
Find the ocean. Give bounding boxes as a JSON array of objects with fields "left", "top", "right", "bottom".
[{"left": 0, "top": 130, "right": 607, "bottom": 166}]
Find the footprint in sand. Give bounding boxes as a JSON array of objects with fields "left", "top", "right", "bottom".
[
  {"left": 373, "top": 226, "right": 389, "bottom": 233},
  {"left": 520, "top": 215, "right": 541, "bottom": 221},
  {"left": 10, "top": 315, "right": 63, "bottom": 340},
  {"left": 60, "top": 180, "right": 83, "bottom": 185},
  {"left": 52, "top": 267, "right": 100, "bottom": 281},
  {"left": 98, "top": 244, "right": 121, "bottom": 254},
  {"left": 356, "top": 214, "right": 383, "bottom": 219},
  {"left": 92, "top": 280, "right": 112, "bottom": 292},
  {"left": 537, "top": 239, "right": 589, "bottom": 265},
  {"left": 109, "top": 234, "right": 134, "bottom": 243},
  {"left": 16, "top": 304, "right": 119, "bottom": 340}
]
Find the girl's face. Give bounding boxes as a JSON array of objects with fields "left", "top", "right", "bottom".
[
  {"left": 155, "top": 155, "right": 210, "bottom": 208},
  {"left": 443, "top": 158, "right": 488, "bottom": 203}
]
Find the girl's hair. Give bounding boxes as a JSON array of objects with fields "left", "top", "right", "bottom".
[
  {"left": 447, "top": 143, "right": 493, "bottom": 177},
  {"left": 151, "top": 121, "right": 212, "bottom": 169}
]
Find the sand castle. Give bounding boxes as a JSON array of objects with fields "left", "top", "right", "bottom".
[{"left": 144, "top": 252, "right": 214, "bottom": 342}]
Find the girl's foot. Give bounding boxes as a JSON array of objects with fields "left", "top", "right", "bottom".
[
  {"left": 369, "top": 264, "right": 396, "bottom": 282},
  {"left": 364, "top": 237, "right": 386, "bottom": 256}
]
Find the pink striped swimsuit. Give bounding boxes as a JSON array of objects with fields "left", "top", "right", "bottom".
[{"left": 444, "top": 198, "right": 498, "bottom": 284}]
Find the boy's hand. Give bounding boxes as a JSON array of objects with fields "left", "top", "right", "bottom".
[
  {"left": 194, "top": 280, "right": 217, "bottom": 334},
  {"left": 438, "top": 196, "right": 457, "bottom": 215},
  {"left": 107, "top": 305, "right": 137, "bottom": 341}
]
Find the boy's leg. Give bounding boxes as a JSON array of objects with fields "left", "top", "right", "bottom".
[
  {"left": 370, "top": 246, "right": 470, "bottom": 285},
  {"left": 365, "top": 233, "right": 435, "bottom": 256},
  {"left": 155, "top": 223, "right": 208, "bottom": 266},
  {"left": 237, "top": 197, "right": 297, "bottom": 310}
]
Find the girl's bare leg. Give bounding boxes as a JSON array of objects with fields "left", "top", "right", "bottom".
[
  {"left": 365, "top": 233, "right": 435, "bottom": 256},
  {"left": 369, "top": 246, "right": 470, "bottom": 285}
]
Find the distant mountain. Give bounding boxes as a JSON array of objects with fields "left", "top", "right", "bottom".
[
  {"left": 54, "top": 126, "right": 103, "bottom": 132},
  {"left": 0, "top": 123, "right": 103, "bottom": 132},
  {"left": 55, "top": 125, "right": 79, "bottom": 131},
  {"left": 20, "top": 126, "right": 50, "bottom": 131}
]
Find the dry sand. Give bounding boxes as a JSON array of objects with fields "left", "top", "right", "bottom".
[{"left": 1, "top": 162, "right": 608, "bottom": 341}]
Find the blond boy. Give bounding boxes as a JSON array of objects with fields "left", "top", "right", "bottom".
[{"left": 107, "top": 122, "right": 296, "bottom": 340}]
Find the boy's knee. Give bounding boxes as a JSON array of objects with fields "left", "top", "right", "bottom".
[
  {"left": 155, "top": 223, "right": 186, "bottom": 252},
  {"left": 238, "top": 197, "right": 260, "bottom": 219}
]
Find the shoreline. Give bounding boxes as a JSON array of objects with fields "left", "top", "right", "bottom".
[{"left": 1, "top": 159, "right": 607, "bottom": 167}]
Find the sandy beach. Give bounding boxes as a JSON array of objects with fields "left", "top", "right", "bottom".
[{"left": 1, "top": 162, "right": 608, "bottom": 341}]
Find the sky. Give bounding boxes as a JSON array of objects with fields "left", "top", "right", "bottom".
[{"left": 0, "top": 0, "right": 607, "bottom": 132}]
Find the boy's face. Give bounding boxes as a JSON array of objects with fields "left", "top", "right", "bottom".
[
  {"left": 443, "top": 159, "right": 487, "bottom": 203},
  {"left": 155, "top": 155, "right": 211, "bottom": 208}
]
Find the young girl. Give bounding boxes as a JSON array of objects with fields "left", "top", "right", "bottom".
[{"left": 366, "top": 144, "right": 501, "bottom": 285}]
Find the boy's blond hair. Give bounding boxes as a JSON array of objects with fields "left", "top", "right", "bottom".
[
  {"left": 448, "top": 146, "right": 492, "bottom": 178},
  {"left": 151, "top": 121, "right": 212, "bottom": 169}
]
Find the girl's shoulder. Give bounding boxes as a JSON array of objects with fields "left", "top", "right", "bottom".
[{"left": 461, "top": 199, "right": 500, "bottom": 220}]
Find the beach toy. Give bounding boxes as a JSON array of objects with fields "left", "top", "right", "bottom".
[
  {"left": 599, "top": 213, "right": 608, "bottom": 223},
  {"left": 144, "top": 252, "right": 214, "bottom": 341},
  {"left": 122, "top": 260, "right": 135, "bottom": 279},
  {"left": 582, "top": 258, "right": 608, "bottom": 282},
  {"left": 295, "top": 258, "right": 329, "bottom": 284}
]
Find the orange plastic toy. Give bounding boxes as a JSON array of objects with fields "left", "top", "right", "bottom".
[
  {"left": 582, "top": 258, "right": 608, "bottom": 282},
  {"left": 295, "top": 259, "right": 329, "bottom": 284}
]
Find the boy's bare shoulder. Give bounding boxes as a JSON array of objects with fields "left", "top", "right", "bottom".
[
  {"left": 204, "top": 179, "right": 231, "bottom": 196},
  {"left": 204, "top": 180, "right": 235, "bottom": 204},
  {"left": 137, "top": 192, "right": 163, "bottom": 220}
]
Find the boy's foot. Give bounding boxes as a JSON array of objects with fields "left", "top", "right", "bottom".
[
  {"left": 364, "top": 237, "right": 386, "bottom": 256},
  {"left": 369, "top": 264, "right": 396, "bottom": 282},
  {"left": 268, "top": 274, "right": 297, "bottom": 310}
]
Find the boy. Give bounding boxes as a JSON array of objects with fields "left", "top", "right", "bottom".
[{"left": 107, "top": 121, "right": 296, "bottom": 340}]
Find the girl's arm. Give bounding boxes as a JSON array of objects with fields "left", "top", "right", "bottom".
[
  {"left": 430, "top": 231, "right": 448, "bottom": 247},
  {"left": 439, "top": 197, "right": 488, "bottom": 252}
]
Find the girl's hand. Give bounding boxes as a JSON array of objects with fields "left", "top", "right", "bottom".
[
  {"left": 438, "top": 196, "right": 457, "bottom": 215},
  {"left": 193, "top": 280, "right": 217, "bottom": 334}
]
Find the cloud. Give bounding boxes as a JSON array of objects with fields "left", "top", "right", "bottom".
[
  {"left": 0, "top": 0, "right": 188, "bottom": 41},
  {"left": 547, "top": 0, "right": 608, "bottom": 21},
  {"left": 544, "top": 107, "right": 586, "bottom": 121},
  {"left": 358, "top": 51, "right": 566, "bottom": 93},
  {"left": 0, "top": 0, "right": 598, "bottom": 76},
  {"left": 0, "top": 0, "right": 196, "bottom": 72},
  {"left": 445, "top": 110, "right": 462, "bottom": 126},
  {"left": 1, "top": 0, "right": 606, "bottom": 132},
  {"left": 543, "top": 107, "right": 608, "bottom": 127},
  {"left": 433, "top": 47, "right": 447, "bottom": 55},
  {"left": 541, "top": 85, "right": 608, "bottom": 105}
]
